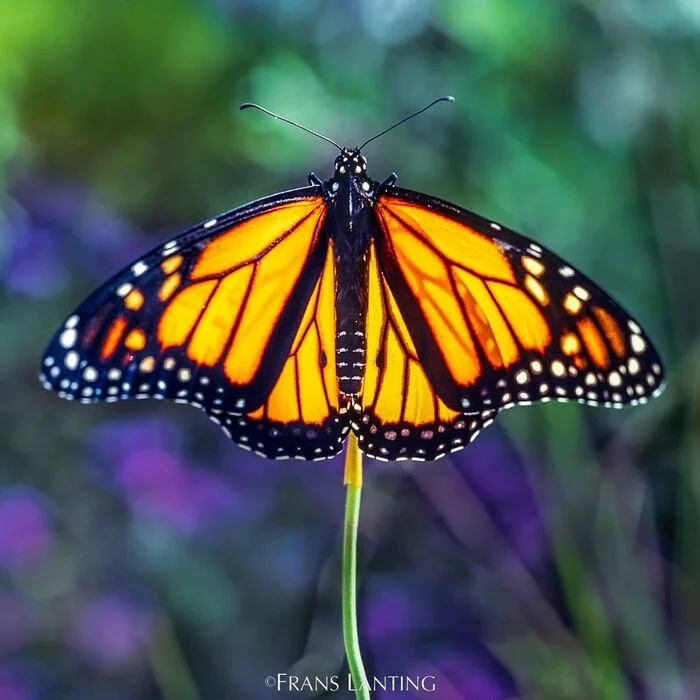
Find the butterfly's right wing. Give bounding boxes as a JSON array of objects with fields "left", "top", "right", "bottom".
[
  {"left": 353, "top": 186, "right": 664, "bottom": 461},
  {"left": 372, "top": 188, "right": 663, "bottom": 411}
]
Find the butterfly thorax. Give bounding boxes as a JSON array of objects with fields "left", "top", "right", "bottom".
[{"left": 326, "top": 148, "right": 377, "bottom": 399}]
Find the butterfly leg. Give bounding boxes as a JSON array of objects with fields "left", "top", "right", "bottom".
[
  {"left": 380, "top": 173, "right": 397, "bottom": 188},
  {"left": 308, "top": 172, "right": 328, "bottom": 190}
]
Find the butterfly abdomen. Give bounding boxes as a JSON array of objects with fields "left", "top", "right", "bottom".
[
  {"left": 329, "top": 183, "right": 373, "bottom": 398},
  {"left": 334, "top": 251, "right": 369, "bottom": 397}
]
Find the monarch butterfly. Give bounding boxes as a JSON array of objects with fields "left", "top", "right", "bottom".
[{"left": 40, "top": 98, "right": 665, "bottom": 462}]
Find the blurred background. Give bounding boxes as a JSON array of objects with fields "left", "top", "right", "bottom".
[{"left": 0, "top": 1, "right": 697, "bottom": 698}]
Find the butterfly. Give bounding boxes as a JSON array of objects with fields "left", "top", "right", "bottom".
[{"left": 40, "top": 98, "right": 665, "bottom": 462}]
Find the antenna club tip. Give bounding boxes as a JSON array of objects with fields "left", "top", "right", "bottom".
[
  {"left": 239, "top": 103, "right": 254, "bottom": 111},
  {"left": 443, "top": 95, "right": 455, "bottom": 103}
]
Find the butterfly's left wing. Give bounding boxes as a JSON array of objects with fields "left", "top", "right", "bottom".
[
  {"left": 41, "top": 188, "right": 347, "bottom": 460},
  {"left": 223, "top": 241, "right": 348, "bottom": 460},
  {"left": 355, "top": 186, "right": 665, "bottom": 461}
]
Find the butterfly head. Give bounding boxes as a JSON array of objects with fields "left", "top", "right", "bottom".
[{"left": 334, "top": 148, "right": 368, "bottom": 178}]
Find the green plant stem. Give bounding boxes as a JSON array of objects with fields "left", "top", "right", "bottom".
[
  {"left": 343, "top": 434, "right": 370, "bottom": 700},
  {"left": 148, "top": 614, "right": 201, "bottom": 700}
]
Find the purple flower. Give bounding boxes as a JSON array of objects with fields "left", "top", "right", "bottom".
[
  {"left": 363, "top": 585, "right": 414, "bottom": 643},
  {"left": 4, "top": 176, "right": 146, "bottom": 298},
  {"left": 0, "top": 664, "right": 36, "bottom": 700},
  {"left": 399, "top": 654, "right": 517, "bottom": 700},
  {"left": 89, "top": 417, "right": 239, "bottom": 533},
  {"left": 117, "top": 446, "right": 238, "bottom": 533},
  {"left": 453, "top": 433, "right": 548, "bottom": 569},
  {"left": 2, "top": 222, "right": 67, "bottom": 298},
  {"left": 89, "top": 417, "right": 184, "bottom": 466},
  {"left": 70, "top": 594, "right": 154, "bottom": 668},
  {"left": 0, "top": 488, "right": 53, "bottom": 571}
]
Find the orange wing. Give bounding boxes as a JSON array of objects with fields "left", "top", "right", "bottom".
[
  {"left": 355, "top": 189, "right": 664, "bottom": 460},
  {"left": 215, "top": 243, "right": 349, "bottom": 459},
  {"left": 354, "top": 243, "right": 496, "bottom": 461},
  {"left": 40, "top": 190, "right": 348, "bottom": 458}
]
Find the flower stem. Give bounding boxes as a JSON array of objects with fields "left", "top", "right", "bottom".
[{"left": 343, "top": 434, "right": 370, "bottom": 700}]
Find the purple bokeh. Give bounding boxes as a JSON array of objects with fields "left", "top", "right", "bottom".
[
  {"left": 363, "top": 584, "right": 415, "bottom": 643},
  {"left": 117, "top": 445, "right": 238, "bottom": 533},
  {"left": 2, "top": 223, "right": 67, "bottom": 298},
  {"left": 0, "top": 488, "right": 53, "bottom": 571},
  {"left": 362, "top": 569, "right": 519, "bottom": 699},
  {"left": 70, "top": 594, "right": 154, "bottom": 668},
  {"left": 455, "top": 433, "right": 549, "bottom": 569},
  {"left": 89, "top": 417, "right": 241, "bottom": 534},
  {"left": 411, "top": 653, "right": 518, "bottom": 700},
  {"left": 0, "top": 665, "right": 36, "bottom": 700},
  {"left": 3, "top": 177, "right": 145, "bottom": 297},
  {"left": 0, "top": 592, "right": 32, "bottom": 654}
]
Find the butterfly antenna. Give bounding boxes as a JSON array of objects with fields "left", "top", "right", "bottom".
[
  {"left": 358, "top": 96, "right": 455, "bottom": 150},
  {"left": 240, "top": 103, "right": 343, "bottom": 151}
]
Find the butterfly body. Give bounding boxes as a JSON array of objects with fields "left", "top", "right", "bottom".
[
  {"left": 41, "top": 146, "right": 665, "bottom": 462},
  {"left": 324, "top": 149, "right": 377, "bottom": 399}
]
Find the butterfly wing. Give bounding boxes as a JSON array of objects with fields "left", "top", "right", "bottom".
[
  {"left": 40, "top": 187, "right": 347, "bottom": 459},
  {"left": 355, "top": 242, "right": 492, "bottom": 461},
  {"left": 355, "top": 187, "right": 665, "bottom": 461},
  {"left": 219, "top": 241, "right": 348, "bottom": 460}
]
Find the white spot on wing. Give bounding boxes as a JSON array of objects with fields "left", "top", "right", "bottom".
[
  {"left": 59, "top": 328, "right": 77, "bottom": 349},
  {"left": 608, "top": 371, "right": 622, "bottom": 387},
  {"left": 131, "top": 261, "right": 148, "bottom": 277},
  {"left": 515, "top": 369, "right": 530, "bottom": 384},
  {"left": 551, "top": 360, "right": 566, "bottom": 377},
  {"left": 630, "top": 334, "right": 646, "bottom": 354},
  {"left": 65, "top": 351, "right": 79, "bottom": 370}
]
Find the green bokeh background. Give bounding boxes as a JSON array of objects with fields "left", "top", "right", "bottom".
[{"left": 0, "top": 1, "right": 697, "bottom": 698}]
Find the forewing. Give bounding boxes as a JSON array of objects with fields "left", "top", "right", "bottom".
[
  {"left": 40, "top": 188, "right": 348, "bottom": 457},
  {"left": 372, "top": 187, "right": 664, "bottom": 419}
]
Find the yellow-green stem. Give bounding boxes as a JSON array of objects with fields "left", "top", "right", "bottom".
[{"left": 343, "top": 434, "right": 370, "bottom": 700}]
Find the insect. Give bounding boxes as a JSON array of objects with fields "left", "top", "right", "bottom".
[{"left": 40, "top": 97, "right": 665, "bottom": 462}]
